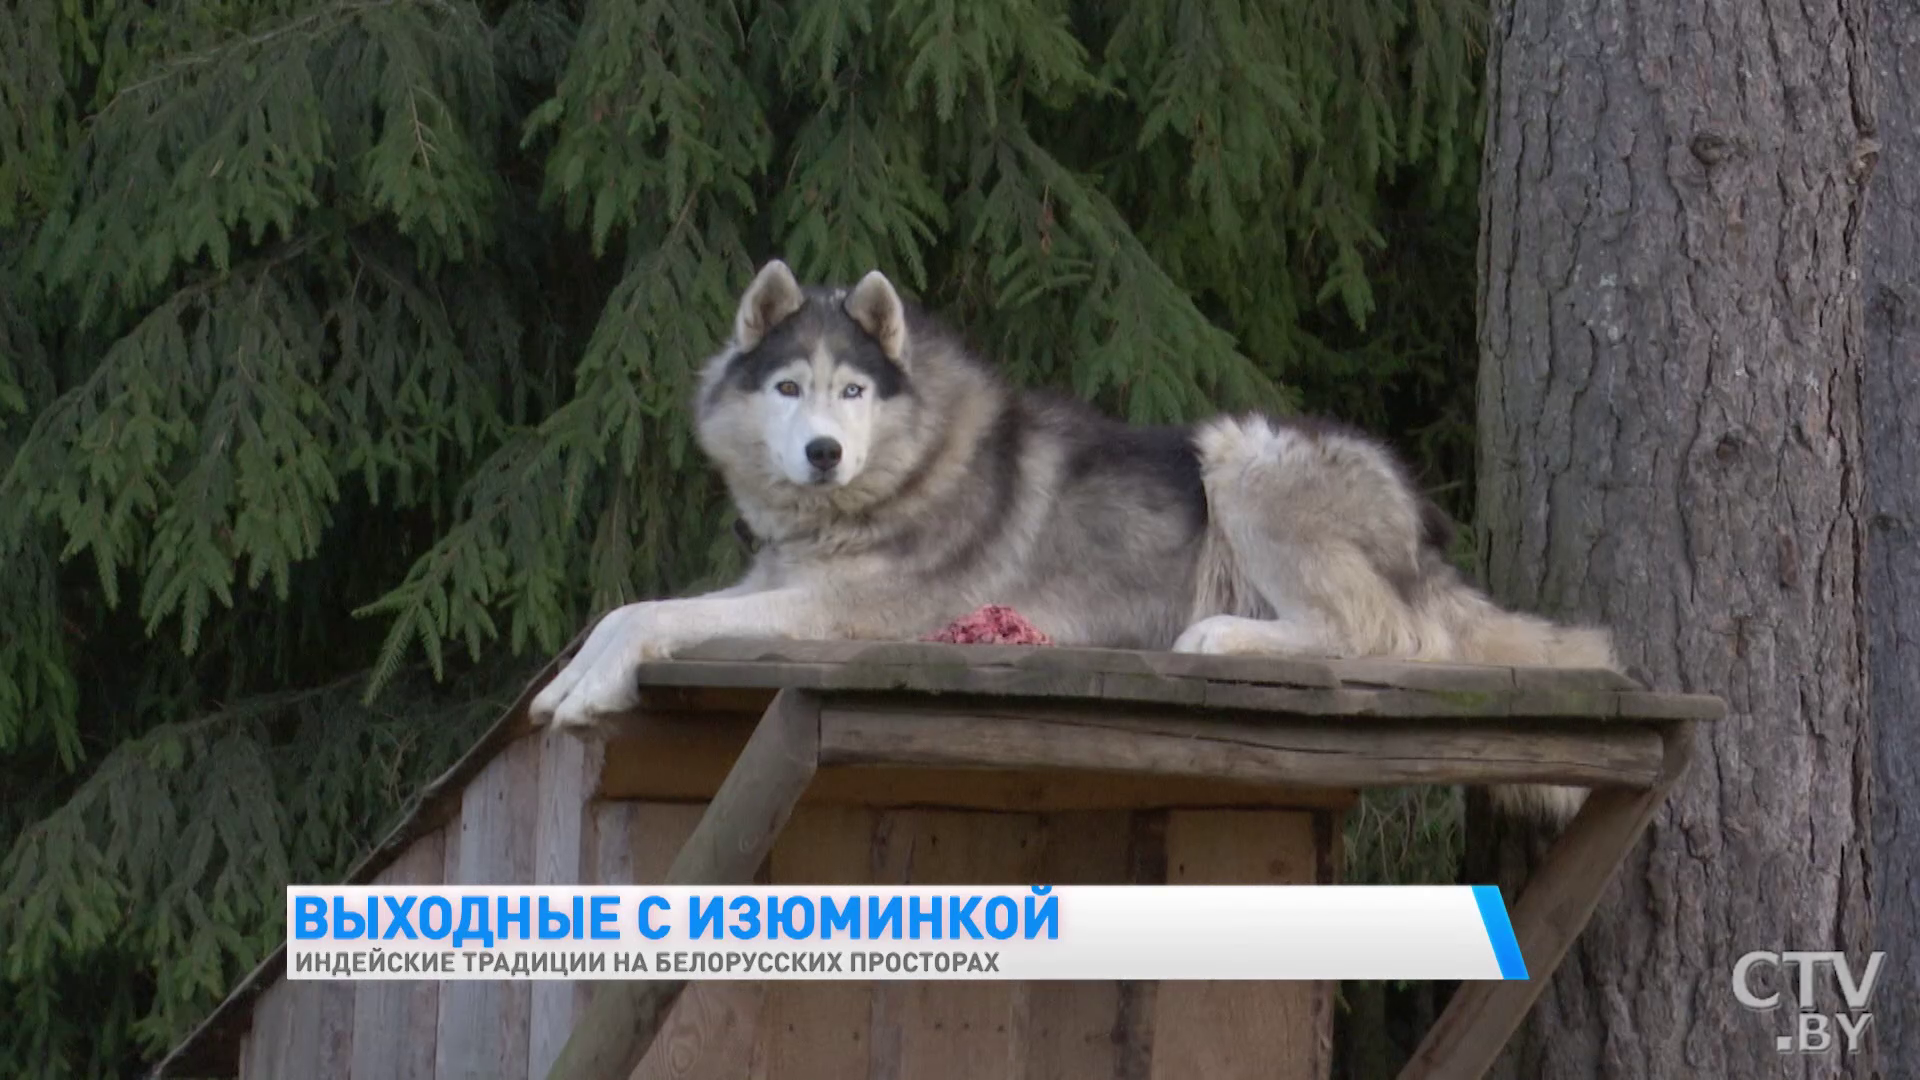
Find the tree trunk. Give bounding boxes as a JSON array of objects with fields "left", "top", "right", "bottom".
[
  {"left": 1865, "top": 0, "right": 1920, "bottom": 1068},
  {"left": 1471, "top": 0, "right": 1877, "bottom": 1075}
]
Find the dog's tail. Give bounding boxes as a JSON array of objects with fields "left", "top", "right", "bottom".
[
  {"left": 1421, "top": 582, "right": 1620, "bottom": 824},
  {"left": 1186, "top": 415, "right": 1619, "bottom": 827}
]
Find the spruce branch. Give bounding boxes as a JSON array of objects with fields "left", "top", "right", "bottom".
[{"left": 97, "top": 0, "right": 424, "bottom": 112}]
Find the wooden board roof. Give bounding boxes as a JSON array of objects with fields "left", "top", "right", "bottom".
[
  {"left": 644, "top": 638, "right": 1722, "bottom": 720},
  {"left": 149, "top": 637, "right": 1723, "bottom": 1078}
]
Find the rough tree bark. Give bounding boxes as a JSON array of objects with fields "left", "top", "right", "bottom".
[
  {"left": 1470, "top": 0, "right": 1878, "bottom": 1076},
  {"left": 1864, "top": 0, "right": 1919, "bottom": 1068}
]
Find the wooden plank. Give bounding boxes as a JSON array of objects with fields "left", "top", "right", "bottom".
[
  {"left": 1310, "top": 808, "right": 1342, "bottom": 1063},
  {"left": 1150, "top": 811, "right": 1330, "bottom": 1080},
  {"left": 246, "top": 982, "right": 290, "bottom": 1080},
  {"left": 592, "top": 801, "right": 707, "bottom": 885},
  {"left": 599, "top": 712, "right": 1353, "bottom": 811},
  {"left": 1139, "top": 650, "right": 1342, "bottom": 688},
  {"left": 661, "top": 638, "right": 1671, "bottom": 705},
  {"left": 817, "top": 704, "right": 1668, "bottom": 790},
  {"left": 1117, "top": 812, "right": 1169, "bottom": 1080},
  {"left": 811, "top": 766, "right": 1354, "bottom": 812},
  {"left": 587, "top": 802, "right": 762, "bottom": 1080},
  {"left": 867, "top": 809, "right": 1049, "bottom": 1080},
  {"left": 751, "top": 806, "right": 882, "bottom": 1080},
  {"left": 1332, "top": 659, "right": 1637, "bottom": 695},
  {"left": 637, "top": 977, "right": 767, "bottom": 1080},
  {"left": 636, "top": 686, "right": 779, "bottom": 715},
  {"left": 674, "top": 638, "right": 1347, "bottom": 689},
  {"left": 302, "top": 974, "right": 357, "bottom": 1079},
  {"left": 1025, "top": 812, "right": 1133, "bottom": 1080},
  {"left": 544, "top": 690, "right": 821, "bottom": 1080},
  {"left": 672, "top": 637, "right": 986, "bottom": 665},
  {"left": 1397, "top": 722, "right": 1698, "bottom": 1080},
  {"left": 252, "top": 976, "right": 353, "bottom": 1080},
  {"left": 658, "top": 688, "right": 820, "bottom": 886},
  {"left": 1325, "top": 659, "right": 1519, "bottom": 693},
  {"left": 1509, "top": 665, "right": 1642, "bottom": 693},
  {"left": 436, "top": 736, "right": 540, "bottom": 1080},
  {"left": 624, "top": 656, "right": 1721, "bottom": 724},
  {"left": 1504, "top": 689, "right": 1627, "bottom": 719},
  {"left": 638, "top": 654, "right": 1098, "bottom": 699},
  {"left": 624, "top": 804, "right": 771, "bottom": 1080},
  {"left": 1082, "top": 670, "right": 1210, "bottom": 707},
  {"left": 530, "top": 732, "right": 606, "bottom": 1079},
  {"left": 350, "top": 827, "right": 447, "bottom": 1080},
  {"left": 620, "top": 658, "right": 1215, "bottom": 711}
]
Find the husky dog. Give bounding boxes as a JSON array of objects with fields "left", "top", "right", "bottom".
[{"left": 529, "top": 260, "right": 1619, "bottom": 820}]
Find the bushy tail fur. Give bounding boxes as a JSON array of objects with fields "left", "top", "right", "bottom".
[
  {"left": 1187, "top": 414, "right": 1622, "bottom": 829},
  {"left": 1426, "top": 588, "right": 1620, "bottom": 825}
]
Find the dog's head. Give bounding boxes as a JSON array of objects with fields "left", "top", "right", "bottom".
[{"left": 695, "top": 260, "right": 916, "bottom": 495}]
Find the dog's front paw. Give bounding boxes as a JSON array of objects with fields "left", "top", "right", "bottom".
[{"left": 529, "top": 602, "right": 686, "bottom": 732}]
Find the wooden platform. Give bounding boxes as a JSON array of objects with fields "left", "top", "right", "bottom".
[{"left": 148, "top": 636, "right": 1720, "bottom": 1080}]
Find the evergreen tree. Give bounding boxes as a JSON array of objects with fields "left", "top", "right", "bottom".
[{"left": 0, "top": 0, "right": 1485, "bottom": 1073}]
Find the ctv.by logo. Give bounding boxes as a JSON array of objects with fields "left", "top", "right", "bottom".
[{"left": 1732, "top": 951, "right": 1884, "bottom": 1054}]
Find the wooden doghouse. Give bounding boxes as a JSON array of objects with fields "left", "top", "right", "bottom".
[{"left": 151, "top": 639, "right": 1720, "bottom": 1080}]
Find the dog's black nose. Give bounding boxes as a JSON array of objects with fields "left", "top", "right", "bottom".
[{"left": 805, "top": 437, "right": 842, "bottom": 470}]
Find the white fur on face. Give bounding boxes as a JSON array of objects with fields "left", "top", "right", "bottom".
[{"left": 757, "top": 344, "right": 878, "bottom": 487}]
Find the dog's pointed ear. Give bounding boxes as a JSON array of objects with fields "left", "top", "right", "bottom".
[
  {"left": 734, "top": 260, "right": 804, "bottom": 351},
  {"left": 845, "top": 270, "right": 908, "bottom": 363}
]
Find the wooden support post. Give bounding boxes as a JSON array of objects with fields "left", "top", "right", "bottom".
[
  {"left": 1395, "top": 721, "right": 1697, "bottom": 1080},
  {"left": 541, "top": 688, "right": 821, "bottom": 1080}
]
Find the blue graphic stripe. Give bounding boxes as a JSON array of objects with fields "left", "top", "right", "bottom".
[{"left": 1472, "top": 885, "right": 1528, "bottom": 980}]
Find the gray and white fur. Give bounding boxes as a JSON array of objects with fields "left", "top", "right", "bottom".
[{"left": 529, "top": 261, "right": 1619, "bottom": 821}]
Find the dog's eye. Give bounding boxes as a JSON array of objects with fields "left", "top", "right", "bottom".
[
  {"left": 842, "top": 384, "right": 865, "bottom": 400},
  {"left": 775, "top": 380, "right": 801, "bottom": 397}
]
